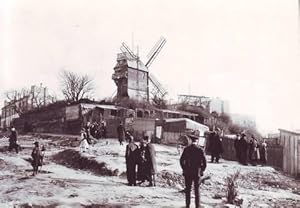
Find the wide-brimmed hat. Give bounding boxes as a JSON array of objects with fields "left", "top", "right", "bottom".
[{"left": 34, "top": 141, "right": 39, "bottom": 145}]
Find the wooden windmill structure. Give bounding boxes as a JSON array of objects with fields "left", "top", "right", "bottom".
[{"left": 112, "top": 37, "right": 167, "bottom": 102}]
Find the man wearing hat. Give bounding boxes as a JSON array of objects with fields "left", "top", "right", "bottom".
[
  {"left": 180, "top": 134, "right": 207, "bottom": 208},
  {"left": 31, "top": 141, "right": 42, "bottom": 176}
]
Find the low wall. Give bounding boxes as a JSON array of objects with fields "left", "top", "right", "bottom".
[{"left": 220, "top": 137, "right": 236, "bottom": 161}]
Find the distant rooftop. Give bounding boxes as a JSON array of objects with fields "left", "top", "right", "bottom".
[{"left": 279, "top": 128, "right": 300, "bottom": 135}]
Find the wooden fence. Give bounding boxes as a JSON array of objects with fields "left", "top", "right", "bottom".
[{"left": 266, "top": 145, "right": 283, "bottom": 169}]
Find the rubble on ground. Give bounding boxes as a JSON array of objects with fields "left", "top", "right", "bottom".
[{"left": 52, "top": 149, "right": 119, "bottom": 176}]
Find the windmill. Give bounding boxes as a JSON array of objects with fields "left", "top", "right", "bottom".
[{"left": 112, "top": 37, "right": 167, "bottom": 103}]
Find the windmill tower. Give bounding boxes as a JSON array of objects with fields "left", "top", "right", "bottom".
[{"left": 112, "top": 37, "right": 167, "bottom": 102}]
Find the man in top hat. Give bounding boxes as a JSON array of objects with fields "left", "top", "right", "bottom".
[
  {"left": 180, "top": 134, "right": 207, "bottom": 208},
  {"left": 31, "top": 141, "right": 42, "bottom": 176}
]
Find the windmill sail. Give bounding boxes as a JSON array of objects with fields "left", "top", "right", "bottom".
[{"left": 149, "top": 73, "right": 167, "bottom": 98}]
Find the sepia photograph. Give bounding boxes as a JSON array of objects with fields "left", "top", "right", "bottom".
[{"left": 0, "top": 0, "right": 300, "bottom": 207}]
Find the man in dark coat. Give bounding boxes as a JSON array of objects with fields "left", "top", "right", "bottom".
[
  {"left": 239, "top": 133, "right": 248, "bottom": 165},
  {"left": 125, "top": 133, "right": 138, "bottom": 186},
  {"left": 180, "top": 134, "right": 207, "bottom": 208},
  {"left": 209, "top": 131, "right": 223, "bottom": 163},
  {"left": 117, "top": 121, "right": 125, "bottom": 145},
  {"left": 31, "top": 141, "right": 42, "bottom": 176},
  {"left": 9, "top": 127, "right": 19, "bottom": 153}
]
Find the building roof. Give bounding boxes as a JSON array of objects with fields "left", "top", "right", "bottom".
[
  {"left": 80, "top": 103, "right": 119, "bottom": 110},
  {"left": 279, "top": 128, "right": 300, "bottom": 136},
  {"left": 157, "top": 109, "right": 198, "bottom": 116},
  {"left": 164, "top": 118, "right": 209, "bottom": 135}
]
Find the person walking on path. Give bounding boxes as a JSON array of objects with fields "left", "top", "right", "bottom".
[
  {"left": 180, "top": 134, "right": 207, "bottom": 208},
  {"left": 117, "top": 121, "right": 125, "bottom": 145},
  {"left": 31, "top": 141, "right": 42, "bottom": 176},
  {"left": 9, "top": 127, "right": 19, "bottom": 153},
  {"left": 125, "top": 133, "right": 138, "bottom": 186}
]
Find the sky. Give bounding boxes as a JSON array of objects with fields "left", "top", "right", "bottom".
[{"left": 0, "top": 0, "right": 299, "bottom": 134}]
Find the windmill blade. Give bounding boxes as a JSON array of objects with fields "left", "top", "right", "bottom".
[
  {"left": 145, "top": 37, "right": 166, "bottom": 68},
  {"left": 147, "top": 37, "right": 164, "bottom": 59},
  {"left": 149, "top": 73, "right": 167, "bottom": 97},
  {"left": 120, "top": 42, "right": 137, "bottom": 59}
]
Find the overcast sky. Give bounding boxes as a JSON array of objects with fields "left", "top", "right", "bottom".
[{"left": 0, "top": 0, "right": 299, "bottom": 134}]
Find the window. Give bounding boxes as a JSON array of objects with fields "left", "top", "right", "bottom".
[
  {"left": 137, "top": 110, "right": 143, "bottom": 118},
  {"left": 110, "top": 110, "right": 117, "bottom": 116}
]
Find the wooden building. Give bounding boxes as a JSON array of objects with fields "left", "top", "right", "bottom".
[
  {"left": 155, "top": 118, "right": 209, "bottom": 145},
  {"left": 279, "top": 129, "right": 300, "bottom": 178}
]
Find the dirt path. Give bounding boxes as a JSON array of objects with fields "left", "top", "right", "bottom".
[{"left": 0, "top": 135, "right": 300, "bottom": 208}]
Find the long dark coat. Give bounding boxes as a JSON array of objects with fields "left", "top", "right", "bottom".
[
  {"left": 208, "top": 133, "right": 223, "bottom": 155},
  {"left": 125, "top": 142, "right": 138, "bottom": 185},
  {"left": 180, "top": 144, "right": 207, "bottom": 177},
  {"left": 117, "top": 124, "right": 125, "bottom": 142},
  {"left": 260, "top": 143, "right": 267, "bottom": 164},
  {"left": 145, "top": 143, "right": 157, "bottom": 175},
  {"left": 239, "top": 137, "right": 248, "bottom": 164},
  {"left": 137, "top": 143, "right": 157, "bottom": 181},
  {"left": 9, "top": 131, "right": 17, "bottom": 144}
]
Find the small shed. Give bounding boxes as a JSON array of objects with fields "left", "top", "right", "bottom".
[
  {"left": 156, "top": 118, "right": 209, "bottom": 145},
  {"left": 279, "top": 128, "right": 300, "bottom": 178}
]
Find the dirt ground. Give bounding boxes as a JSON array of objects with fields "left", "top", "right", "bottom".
[{"left": 0, "top": 134, "right": 300, "bottom": 208}]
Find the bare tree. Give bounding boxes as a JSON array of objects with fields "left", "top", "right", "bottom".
[{"left": 59, "top": 70, "right": 94, "bottom": 102}]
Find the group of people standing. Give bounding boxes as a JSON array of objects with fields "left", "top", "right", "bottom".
[
  {"left": 85, "top": 121, "right": 107, "bottom": 141},
  {"left": 80, "top": 121, "right": 107, "bottom": 152},
  {"left": 234, "top": 133, "right": 267, "bottom": 165},
  {"left": 125, "top": 133, "right": 157, "bottom": 187}
]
